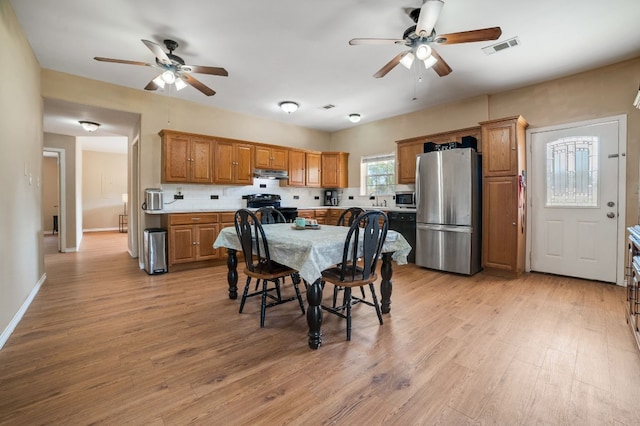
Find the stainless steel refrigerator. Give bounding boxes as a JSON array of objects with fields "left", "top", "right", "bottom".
[{"left": 415, "top": 148, "right": 482, "bottom": 275}]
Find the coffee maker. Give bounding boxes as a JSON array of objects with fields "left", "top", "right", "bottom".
[{"left": 324, "top": 189, "right": 339, "bottom": 206}]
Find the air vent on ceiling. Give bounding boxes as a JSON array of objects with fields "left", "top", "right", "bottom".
[
  {"left": 322, "top": 104, "right": 335, "bottom": 110},
  {"left": 482, "top": 36, "right": 521, "bottom": 55}
]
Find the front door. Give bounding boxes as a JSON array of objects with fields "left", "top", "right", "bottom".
[{"left": 529, "top": 116, "right": 626, "bottom": 284}]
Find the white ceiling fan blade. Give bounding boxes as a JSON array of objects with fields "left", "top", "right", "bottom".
[
  {"left": 415, "top": 0, "right": 444, "bottom": 37},
  {"left": 141, "top": 39, "right": 171, "bottom": 65}
]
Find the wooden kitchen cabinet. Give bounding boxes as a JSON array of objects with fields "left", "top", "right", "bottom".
[
  {"left": 255, "top": 145, "right": 288, "bottom": 171},
  {"left": 288, "top": 149, "right": 321, "bottom": 188},
  {"left": 167, "top": 213, "right": 220, "bottom": 266},
  {"left": 395, "top": 126, "right": 481, "bottom": 184},
  {"left": 160, "top": 130, "right": 213, "bottom": 183},
  {"left": 321, "top": 152, "right": 349, "bottom": 188},
  {"left": 396, "top": 142, "right": 423, "bottom": 185},
  {"left": 314, "top": 209, "right": 328, "bottom": 225},
  {"left": 328, "top": 209, "right": 343, "bottom": 225},
  {"left": 480, "top": 116, "right": 528, "bottom": 277},
  {"left": 214, "top": 139, "right": 254, "bottom": 185},
  {"left": 306, "top": 152, "right": 322, "bottom": 188},
  {"left": 481, "top": 116, "right": 527, "bottom": 177}
]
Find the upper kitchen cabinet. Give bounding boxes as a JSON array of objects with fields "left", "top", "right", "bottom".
[
  {"left": 321, "top": 152, "right": 349, "bottom": 188},
  {"left": 396, "top": 126, "right": 482, "bottom": 184},
  {"left": 255, "top": 145, "right": 288, "bottom": 171},
  {"left": 160, "top": 130, "right": 214, "bottom": 184},
  {"left": 480, "top": 116, "right": 528, "bottom": 177},
  {"left": 288, "top": 149, "right": 322, "bottom": 187},
  {"left": 213, "top": 138, "right": 254, "bottom": 185}
]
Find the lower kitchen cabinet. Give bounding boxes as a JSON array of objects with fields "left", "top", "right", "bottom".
[
  {"left": 482, "top": 176, "right": 524, "bottom": 276},
  {"left": 166, "top": 213, "right": 220, "bottom": 266}
]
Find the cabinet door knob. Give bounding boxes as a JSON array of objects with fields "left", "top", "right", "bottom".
[{"left": 512, "top": 222, "right": 516, "bottom": 226}]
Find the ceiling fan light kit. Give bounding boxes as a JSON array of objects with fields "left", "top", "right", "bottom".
[
  {"left": 348, "top": 113, "right": 361, "bottom": 123},
  {"left": 79, "top": 120, "right": 100, "bottom": 132},
  {"left": 349, "top": 0, "right": 502, "bottom": 79},
  {"left": 95, "top": 39, "right": 228, "bottom": 97},
  {"left": 279, "top": 101, "right": 299, "bottom": 114}
]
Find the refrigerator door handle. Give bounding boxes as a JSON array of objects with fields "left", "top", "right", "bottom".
[{"left": 417, "top": 223, "right": 473, "bottom": 234}]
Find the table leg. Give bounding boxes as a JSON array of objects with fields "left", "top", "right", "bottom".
[
  {"left": 380, "top": 252, "right": 393, "bottom": 314},
  {"left": 306, "top": 278, "right": 323, "bottom": 349},
  {"left": 227, "top": 248, "right": 238, "bottom": 300}
]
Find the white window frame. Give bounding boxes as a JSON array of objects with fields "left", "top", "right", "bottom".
[{"left": 360, "top": 152, "right": 396, "bottom": 196}]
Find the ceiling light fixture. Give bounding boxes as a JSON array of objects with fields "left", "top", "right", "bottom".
[
  {"left": 423, "top": 54, "right": 438, "bottom": 69},
  {"left": 399, "top": 52, "right": 415, "bottom": 70},
  {"left": 348, "top": 113, "right": 361, "bottom": 123},
  {"left": 161, "top": 70, "right": 176, "bottom": 84},
  {"left": 152, "top": 75, "right": 166, "bottom": 89},
  {"left": 174, "top": 77, "right": 187, "bottom": 91},
  {"left": 633, "top": 85, "right": 640, "bottom": 110},
  {"left": 279, "top": 101, "right": 299, "bottom": 114},
  {"left": 79, "top": 120, "right": 100, "bottom": 132},
  {"left": 415, "top": 44, "right": 432, "bottom": 61}
]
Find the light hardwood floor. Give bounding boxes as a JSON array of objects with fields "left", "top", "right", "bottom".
[{"left": 1, "top": 231, "right": 640, "bottom": 425}]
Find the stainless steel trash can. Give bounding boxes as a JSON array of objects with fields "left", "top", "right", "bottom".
[{"left": 144, "top": 228, "right": 168, "bottom": 274}]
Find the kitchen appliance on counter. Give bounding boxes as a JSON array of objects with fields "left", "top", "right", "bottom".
[
  {"left": 324, "top": 189, "right": 339, "bottom": 206},
  {"left": 143, "top": 188, "right": 164, "bottom": 211},
  {"left": 395, "top": 191, "right": 415, "bottom": 208},
  {"left": 415, "top": 148, "right": 482, "bottom": 275},
  {"left": 246, "top": 193, "right": 298, "bottom": 222}
]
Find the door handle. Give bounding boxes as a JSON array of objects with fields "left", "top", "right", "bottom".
[{"left": 607, "top": 212, "right": 615, "bottom": 219}]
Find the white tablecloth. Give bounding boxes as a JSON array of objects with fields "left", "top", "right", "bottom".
[{"left": 214, "top": 223, "right": 412, "bottom": 283}]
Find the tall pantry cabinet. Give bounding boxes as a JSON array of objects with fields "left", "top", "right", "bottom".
[{"left": 480, "top": 116, "right": 528, "bottom": 277}]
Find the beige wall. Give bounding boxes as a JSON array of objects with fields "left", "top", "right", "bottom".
[
  {"left": 0, "top": 0, "right": 44, "bottom": 344},
  {"left": 82, "top": 151, "right": 127, "bottom": 230},
  {"left": 42, "top": 156, "right": 58, "bottom": 233}
]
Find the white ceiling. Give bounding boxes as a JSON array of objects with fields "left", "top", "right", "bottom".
[{"left": 11, "top": 0, "right": 640, "bottom": 136}]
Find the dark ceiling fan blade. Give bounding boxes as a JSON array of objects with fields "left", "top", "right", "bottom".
[
  {"left": 373, "top": 51, "right": 408, "bottom": 78},
  {"left": 141, "top": 39, "right": 171, "bottom": 64},
  {"left": 430, "top": 48, "right": 452, "bottom": 77},
  {"left": 94, "top": 57, "right": 154, "bottom": 67},
  {"left": 144, "top": 78, "right": 161, "bottom": 91},
  {"left": 182, "top": 73, "right": 216, "bottom": 96},
  {"left": 434, "top": 27, "right": 502, "bottom": 45},
  {"left": 415, "top": 0, "right": 444, "bottom": 37},
  {"left": 349, "top": 38, "right": 406, "bottom": 46},
  {"left": 182, "top": 65, "right": 229, "bottom": 76}
]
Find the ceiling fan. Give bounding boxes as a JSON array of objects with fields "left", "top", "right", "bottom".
[
  {"left": 94, "top": 39, "right": 228, "bottom": 96},
  {"left": 349, "top": 0, "right": 502, "bottom": 78}
]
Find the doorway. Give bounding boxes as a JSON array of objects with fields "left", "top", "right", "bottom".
[
  {"left": 42, "top": 148, "right": 66, "bottom": 253},
  {"left": 527, "top": 115, "right": 627, "bottom": 285}
]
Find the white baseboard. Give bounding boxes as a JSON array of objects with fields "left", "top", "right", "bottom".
[
  {"left": 83, "top": 227, "right": 119, "bottom": 232},
  {"left": 0, "top": 273, "right": 46, "bottom": 351}
]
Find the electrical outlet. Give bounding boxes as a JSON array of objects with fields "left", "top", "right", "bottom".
[
  {"left": 210, "top": 195, "right": 219, "bottom": 200},
  {"left": 314, "top": 196, "right": 319, "bottom": 200},
  {"left": 369, "top": 195, "right": 375, "bottom": 200},
  {"left": 293, "top": 195, "right": 299, "bottom": 200},
  {"left": 348, "top": 196, "right": 354, "bottom": 200},
  {"left": 174, "top": 194, "right": 184, "bottom": 200},
  {"left": 259, "top": 183, "right": 266, "bottom": 188}
]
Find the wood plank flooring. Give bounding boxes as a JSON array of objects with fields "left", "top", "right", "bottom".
[{"left": 1, "top": 231, "right": 640, "bottom": 424}]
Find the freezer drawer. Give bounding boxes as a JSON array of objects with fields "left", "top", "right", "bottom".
[{"left": 415, "top": 224, "right": 481, "bottom": 275}]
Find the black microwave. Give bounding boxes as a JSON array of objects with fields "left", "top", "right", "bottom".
[{"left": 395, "top": 191, "right": 415, "bottom": 208}]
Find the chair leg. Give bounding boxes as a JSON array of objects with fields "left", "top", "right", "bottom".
[
  {"left": 332, "top": 286, "right": 339, "bottom": 308},
  {"left": 292, "top": 273, "right": 305, "bottom": 314},
  {"left": 275, "top": 279, "right": 282, "bottom": 302},
  {"left": 345, "top": 287, "right": 352, "bottom": 341},
  {"left": 239, "top": 276, "right": 252, "bottom": 313},
  {"left": 360, "top": 286, "right": 366, "bottom": 299},
  {"left": 369, "top": 283, "right": 383, "bottom": 325},
  {"left": 260, "top": 279, "right": 268, "bottom": 328}
]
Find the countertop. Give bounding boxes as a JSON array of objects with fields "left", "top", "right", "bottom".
[{"left": 143, "top": 206, "right": 416, "bottom": 214}]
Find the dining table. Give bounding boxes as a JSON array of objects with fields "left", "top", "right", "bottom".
[{"left": 213, "top": 222, "right": 412, "bottom": 349}]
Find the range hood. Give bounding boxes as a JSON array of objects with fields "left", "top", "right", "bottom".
[{"left": 253, "top": 169, "right": 289, "bottom": 180}]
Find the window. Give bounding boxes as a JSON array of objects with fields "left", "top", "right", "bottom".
[
  {"left": 360, "top": 153, "right": 395, "bottom": 195},
  {"left": 545, "top": 136, "right": 598, "bottom": 207}
]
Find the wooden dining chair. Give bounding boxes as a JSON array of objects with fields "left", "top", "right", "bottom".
[
  {"left": 336, "top": 207, "right": 364, "bottom": 227},
  {"left": 333, "top": 206, "right": 366, "bottom": 307},
  {"left": 256, "top": 206, "right": 286, "bottom": 224},
  {"left": 234, "top": 209, "right": 305, "bottom": 327},
  {"left": 320, "top": 210, "right": 388, "bottom": 341}
]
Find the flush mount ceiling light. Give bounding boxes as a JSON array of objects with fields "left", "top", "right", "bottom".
[
  {"left": 79, "top": 120, "right": 100, "bottom": 132},
  {"left": 279, "top": 101, "right": 299, "bottom": 114},
  {"left": 348, "top": 113, "right": 361, "bottom": 123}
]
